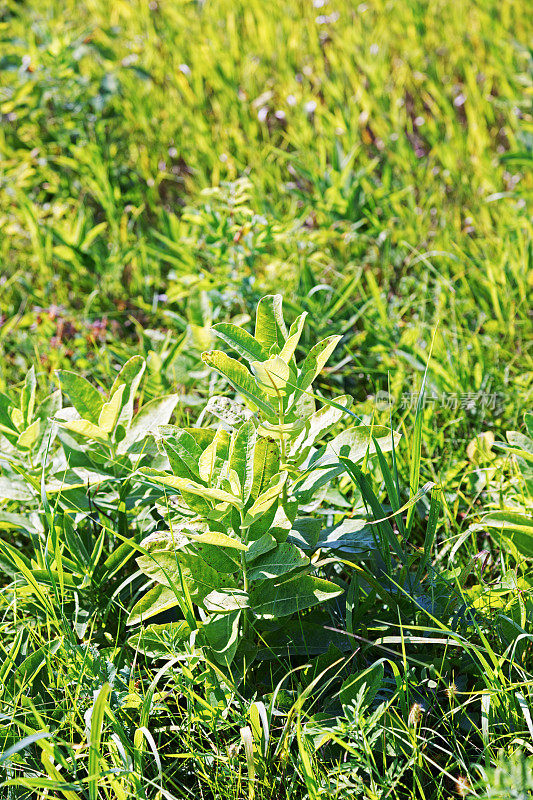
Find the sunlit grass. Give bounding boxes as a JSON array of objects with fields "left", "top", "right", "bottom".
[{"left": 0, "top": 0, "right": 532, "bottom": 797}]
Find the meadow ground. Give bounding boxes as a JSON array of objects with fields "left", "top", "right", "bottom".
[{"left": 0, "top": 0, "right": 532, "bottom": 798}]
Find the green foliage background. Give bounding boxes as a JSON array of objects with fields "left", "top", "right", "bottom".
[
  {"left": 1, "top": 0, "right": 531, "bottom": 394},
  {"left": 0, "top": 0, "right": 532, "bottom": 798}
]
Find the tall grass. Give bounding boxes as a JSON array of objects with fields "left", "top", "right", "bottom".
[{"left": 0, "top": 0, "right": 532, "bottom": 797}]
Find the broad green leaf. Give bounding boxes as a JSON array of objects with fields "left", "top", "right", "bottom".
[
  {"left": 118, "top": 394, "right": 179, "bottom": 452},
  {"left": 249, "top": 575, "right": 343, "bottom": 618},
  {"left": 17, "top": 419, "right": 41, "bottom": 450},
  {"left": 251, "top": 356, "right": 291, "bottom": 397},
  {"left": 296, "top": 335, "right": 342, "bottom": 394},
  {"left": 279, "top": 312, "right": 307, "bottom": 364},
  {"left": 294, "top": 388, "right": 316, "bottom": 421},
  {"left": 145, "top": 521, "right": 233, "bottom": 555},
  {"left": 10, "top": 407, "right": 24, "bottom": 431},
  {"left": 202, "top": 610, "right": 241, "bottom": 666},
  {"left": 483, "top": 511, "right": 533, "bottom": 557},
  {"left": 198, "top": 428, "right": 230, "bottom": 484},
  {"left": 34, "top": 389, "right": 62, "bottom": 438},
  {"left": 55, "top": 418, "right": 109, "bottom": 443},
  {"left": 20, "top": 366, "right": 36, "bottom": 425},
  {"left": 188, "top": 287, "right": 212, "bottom": 327},
  {"left": 230, "top": 420, "right": 256, "bottom": 502},
  {"left": 466, "top": 431, "right": 495, "bottom": 464},
  {"left": 57, "top": 370, "right": 103, "bottom": 424},
  {"left": 251, "top": 438, "right": 280, "bottom": 498},
  {"left": 258, "top": 621, "right": 351, "bottom": 658},
  {"left": 139, "top": 469, "right": 242, "bottom": 507},
  {"left": 98, "top": 384, "right": 125, "bottom": 433},
  {"left": 244, "top": 472, "right": 288, "bottom": 525},
  {"left": 127, "top": 584, "right": 182, "bottom": 626},
  {"left": 484, "top": 511, "right": 533, "bottom": 537},
  {"left": 182, "top": 427, "right": 217, "bottom": 450},
  {"left": 246, "top": 534, "right": 277, "bottom": 563},
  {"left": 161, "top": 427, "right": 203, "bottom": 479},
  {"left": 256, "top": 419, "right": 305, "bottom": 440},
  {"left": 128, "top": 621, "right": 191, "bottom": 658},
  {"left": 140, "top": 553, "right": 221, "bottom": 605},
  {"left": 315, "top": 517, "right": 374, "bottom": 553},
  {"left": 137, "top": 548, "right": 182, "bottom": 587},
  {"left": 45, "top": 468, "right": 109, "bottom": 494},
  {"left": 0, "top": 477, "right": 34, "bottom": 501},
  {"left": 213, "top": 322, "right": 268, "bottom": 362},
  {"left": 179, "top": 487, "right": 213, "bottom": 516},
  {"left": 0, "top": 511, "right": 37, "bottom": 533},
  {"left": 202, "top": 351, "right": 277, "bottom": 420},
  {"left": 288, "top": 518, "right": 322, "bottom": 551},
  {"left": 204, "top": 395, "right": 252, "bottom": 428},
  {"left": 248, "top": 543, "right": 309, "bottom": 581},
  {"left": 289, "top": 395, "right": 353, "bottom": 462},
  {"left": 190, "top": 323, "right": 213, "bottom": 351},
  {"left": 268, "top": 499, "right": 298, "bottom": 542},
  {"left": 0, "top": 391, "right": 16, "bottom": 432},
  {"left": 227, "top": 469, "right": 241, "bottom": 498},
  {"left": 198, "top": 438, "right": 218, "bottom": 484},
  {"left": 194, "top": 541, "right": 241, "bottom": 573},
  {"left": 163, "top": 442, "right": 199, "bottom": 482},
  {"left": 506, "top": 431, "right": 533, "bottom": 455},
  {"left": 248, "top": 502, "right": 278, "bottom": 541},
  {"left": 181, "top": 528, "right": 247, "bottom": 550},
  {"left": 340, "top": 662, "right": 384, "bottom": 708},
  {"left": 137, "top": 536, "right": 221, "bottom": 601},
  {"left": 203, "top": 589, "right": 249, "bottom": 612},
  {"left": 35, "top": 390, "right": 62, "bottom": 420},
  {"left": 254, "top": 294, "right": 288, "bottom": 352},
  {"left": 110, "top": 355, "right": 146, "bottom": 427},
  {"left": 493, "top": 442, "right": 533, "bottom": 464}
]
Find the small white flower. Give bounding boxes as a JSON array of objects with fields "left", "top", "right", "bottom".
[
  {"left": 408, "top": 703, "right": 424, "bottom": 726},
  {"left": 121, "top": 54, "right": 138, "bottom": 67}
]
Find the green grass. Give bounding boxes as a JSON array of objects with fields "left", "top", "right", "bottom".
[{"left": 0, "top": 0, "right": 532, "bottom": 797}]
